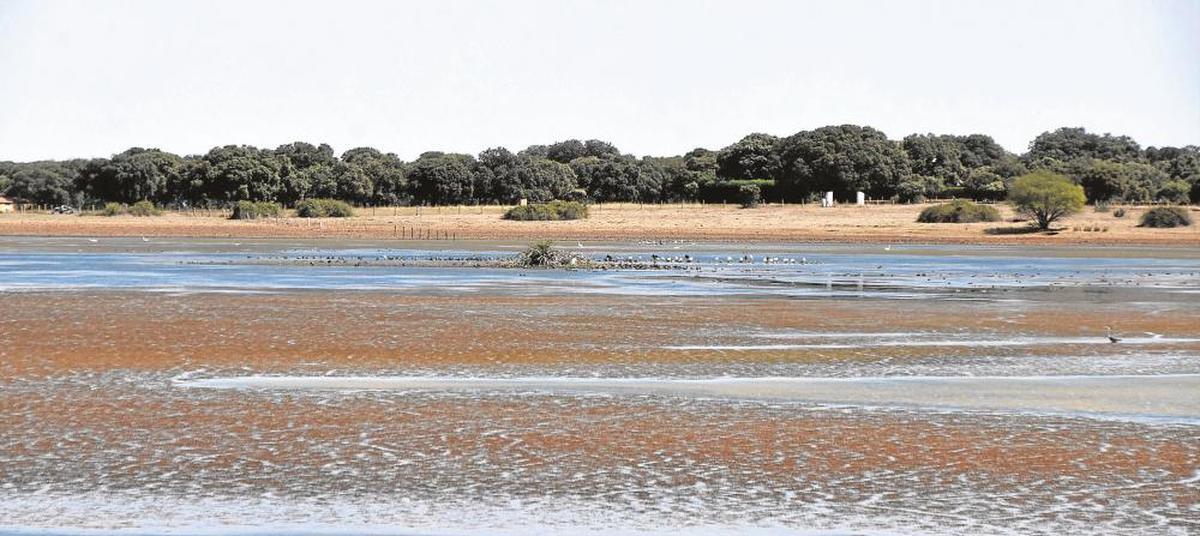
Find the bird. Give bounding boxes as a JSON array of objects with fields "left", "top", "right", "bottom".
[
  {"left": 87, "top": 238, "right": 98, "bottom": 243},
  {"left": 1104, "top": 326, "right": 1122, "bottom": 344},
  {"left": 141, "top": 236, "right": 149, "bottom": 242}
]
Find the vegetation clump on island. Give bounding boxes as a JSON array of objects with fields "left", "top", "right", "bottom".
[
  {"left": 504, "top": 201, "right": 588, "bottom": 221},
  {"left": 1139, "top": 207, "right": 1193, "bottom": 228},
  {"left": 917, "top": 200, "right": 1000, "bottom": 223},
  {"left": 515, "top": 240, "right": 588, "bottom": 267}
]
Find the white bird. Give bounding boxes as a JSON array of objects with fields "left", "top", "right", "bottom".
[
  {"left": 87, "top": 238, "right": 98, "bottom": 243},
  {"left": 141, "top": 236, "right": 149, "bottom": 242}
]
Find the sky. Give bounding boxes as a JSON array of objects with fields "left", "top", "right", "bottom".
[{"left": 0, "top": 0, "right": 1197, "bottom": 162}]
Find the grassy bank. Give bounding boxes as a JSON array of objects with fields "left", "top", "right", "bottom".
[{"left": 1, "top": 202, "right": 1197, "bottom": 246}]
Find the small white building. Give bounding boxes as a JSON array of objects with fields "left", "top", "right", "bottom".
[{"left": 0, "top": 196, "right": 14, "bottom": 213}]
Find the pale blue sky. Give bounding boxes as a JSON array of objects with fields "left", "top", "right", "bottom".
[{"left": 0, "top": 0, "right": 1197, "bottom": 161}]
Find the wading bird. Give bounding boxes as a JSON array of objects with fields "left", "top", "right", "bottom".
[{"left": 1104, "top": 326, "right": 1122, "bottom": 344}]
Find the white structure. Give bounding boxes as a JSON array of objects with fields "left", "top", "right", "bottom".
[
  {"left": 822, "top": 191, "right": 834, "bottom": 207},
  {"left": 856, "top": 191, "right": 865, "bottom": 205}
]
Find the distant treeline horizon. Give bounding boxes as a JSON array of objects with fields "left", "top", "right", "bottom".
[{"left": 1, "top": 125, "right": 1197, "bottom": 208}]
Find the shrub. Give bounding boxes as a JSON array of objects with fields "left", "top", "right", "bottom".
[
  {"left": 1139, "top": 207, "right": 1193, "bottom": 228},
  {"left": 102, "top": 202, "right": 126, "bottom": 216},
  {"left": 504, "top": 200, "right": 589, "bottom": 221},
  {"left": 230, "top": 200, "right": 282, "bottom": 220},
  {"left": 296, "top": 198, "right": 354, "bottom": 218},
  {"left": 1093, "top": 200, "right": 1111, "bottom": 213},
  {"left": 1157, "top": 180, "right": 1192, "bottom": 204},
  {"left": 1009, "top": 171, "right": 1086, "bottom": 230},
  {"left": 917, "top": 200, "right": 1002, "bottom": 223},
  {"left": 1113, "top": 208, "right": 1127, "bottom": 218},
  {"left": 697, "top": 180, "right": 778, "bottom": 204},
  {"left": 561, "top": 189, "right": 590, "bottom": 203},
  {"left": 520, "top": 240, "right": 557, "bottom": 266},
  {"left": 737, "top": 184, "right": 761, "bottom": 208},
  {"left": 896, "top": 175, "right": 944, "bottom": 203},
  {"left": 963, "top": 168, "right": 1007, "bottom": 201},
  {"left": 514, "top": 240, "right": 588, "bottom": 268},
  {"left": 128, "top": 200, "right": 161, "bottom": 217}
]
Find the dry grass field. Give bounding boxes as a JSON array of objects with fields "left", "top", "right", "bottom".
[{"left": 2, "top": 202, "right": 1197, "bottom": 245}]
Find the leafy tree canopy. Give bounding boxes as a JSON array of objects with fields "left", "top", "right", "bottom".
[
  {"left": 716, "top": 133, "right": 779, "bottom": 181},
  {"left": 407, "top": 152, "right": 479, "bottom": 205},
  {"left": 776, "top": 125, "right": 911, "bottom": 199},
  {"left": 1009, "top": 171, "right": 1086, "bottom": 230},
  {"left": 1026, "top": 127, "right": 1142, "bottom": 164}
]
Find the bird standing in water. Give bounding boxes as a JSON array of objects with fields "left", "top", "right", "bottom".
[{"left": 1104, "top": 326, "right": 1122, "bottom": 343}]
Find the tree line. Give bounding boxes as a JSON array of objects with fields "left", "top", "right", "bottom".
[{"left": 1, "top": 126, "right": 1197, "bottom": 208}]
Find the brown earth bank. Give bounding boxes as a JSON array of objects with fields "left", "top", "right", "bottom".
[{"left": 2, "top": 202, "right": 1198, "bottom": 246}]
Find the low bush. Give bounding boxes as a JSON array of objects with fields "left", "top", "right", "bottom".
[
  {"left": 1113, "top": 208, "right": 1127, "bottom": 218},
  {"left": 737, "top": 184, "right": 761, "bottom": 208},
  {"left": 1157, "top": 180, "right": 1191, "bottom": 204},
  {"left": 102, "top": 202, "right": 126, "bottom": 216},
  {"left": 1139, "top": 207, "right": 1193, "bottom": 228},
  {"left": 697, "top": 179, "right": 778, "bottom": 204},
  {"left": 896, "top": 175, "right": 945, "bottom": 203},
  {"left": 520, "top": 240, "right": 557, "bottom": 266},
  {"left": 296, "top": 198, "right": 354, "bottom": 218},
  {"left": 230, "top": 200, "right": 282, "bottom": 220},
  {"left": 1094, "top": 201, "right": 1111, "bottom": 213},
  {"left": 504, "top": 200, "right": 589, "bottom": 221},
  {"left": 561, "top": 189, "right": 589, "bottom": 203},
  {"left": 917, "top": 200, "right": 1002, "bottom": 223},
  {"left": 128, "top": 200, "right": 161, "bottom": 217}
]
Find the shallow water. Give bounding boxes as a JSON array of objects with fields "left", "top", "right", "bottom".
[
  {"left": 2, "top": 239, "right": 1199, "bottom": 300},
  {"left": 1, "top": 238, "right": 1198, "bottom": 535},
  {"left": 177, "top": 373, "right": 1200, "bottom": 423}
]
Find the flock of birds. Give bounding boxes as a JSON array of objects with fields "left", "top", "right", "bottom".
[
  {"left": 712, "top": 254, "right": 812, "bottom": 265},
  {"left": 596, "top": 253, "right": 818, "bottom": 266},
  {"left": 80, "top": 236, "right": 1133, "bottom": 344},
  {"left": 600, "top": 253, "right": 815, "bottom": 265}
]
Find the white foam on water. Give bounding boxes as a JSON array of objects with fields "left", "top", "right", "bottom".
[
  {"left": 0, "top": 494, "right": 920, "bottom": 536},
  {"left": 664, "top": 335, "right": 1200, "bottom": 350},
  {"left": 175, "top": 373, "right": 1200, "bottom": 424},
  {"left": 752, "top": 332, "right": 926, "bottom": 339}
]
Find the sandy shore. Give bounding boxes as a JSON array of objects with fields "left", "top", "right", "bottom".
[{"left": 2, "top": 202, "right": 1198, "bottom": 245}]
